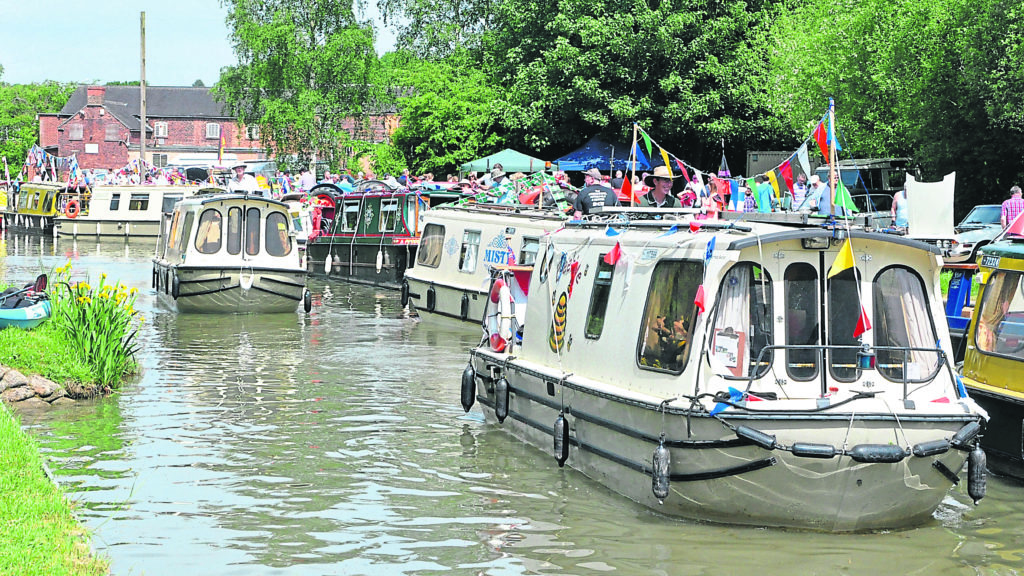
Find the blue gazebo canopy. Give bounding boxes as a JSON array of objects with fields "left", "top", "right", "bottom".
[{"left": 553, "top": 137, "right": 652, "bottom": 172}]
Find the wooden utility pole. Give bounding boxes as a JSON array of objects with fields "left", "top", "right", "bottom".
[{"left": 140, "top": 11, "right": 147, "bottom": 171}]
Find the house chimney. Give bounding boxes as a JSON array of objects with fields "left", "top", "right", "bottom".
[{"left": 86, "top": 85, "right": 107, "bottom": 106}]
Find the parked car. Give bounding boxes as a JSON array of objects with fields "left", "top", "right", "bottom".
[{"left": 946, "top": 204, "right": 1003, "bottom": 263}]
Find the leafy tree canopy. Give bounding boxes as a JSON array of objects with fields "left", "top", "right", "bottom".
[{"left": 0, "top": 81, "right": 76, "bottom": 177}]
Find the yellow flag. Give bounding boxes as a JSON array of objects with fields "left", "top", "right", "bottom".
[
  {"left": 660, "top": 148, "right": 673, "bottom": 177},
  {"left": 827, "top": 239, "right": 855, "bottom": 278},
  {"left": 766, "top": 170, "right": 781, "bottom": 200}
]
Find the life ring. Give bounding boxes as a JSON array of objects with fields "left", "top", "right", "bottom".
[
  {"left": 64, "top": 200, "right": 81, "bottom": 219},
  {"left": 486, "top": 279, "right": 514, "bottom": 352}
]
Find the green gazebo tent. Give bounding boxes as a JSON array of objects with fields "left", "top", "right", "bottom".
[{"left": 460, "top": 149, "right": 547, "bottom": 174}]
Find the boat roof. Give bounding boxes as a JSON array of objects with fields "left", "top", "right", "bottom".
[
  {"left": 176, "top": 192, "right": 289, "bottom": 210},
  {"left": 978, "top": 237, "right": 1024, "bottom": 263}
]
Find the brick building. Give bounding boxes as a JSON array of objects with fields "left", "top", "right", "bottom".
[{"left": 37, "top": 85, "right": 268, "bottom": 171}]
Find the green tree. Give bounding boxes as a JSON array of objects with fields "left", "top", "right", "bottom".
[
  {"left": 377, "top": 0, "right": 493, "bottom": 59},
  {"left": 385, "top": 50, "right": 504, "bottom": 175},
  {"left": 215, "top": 0, "right": 381, "bottom": 168},
  {"left": 483, "top": 0, "right": 789, "bottom": 167},
  {"left": 0, "top": 81, "right": 76, "bottom": 178},
  {"left": 192, "top": 79, "right": 206, "bottom": 87}
]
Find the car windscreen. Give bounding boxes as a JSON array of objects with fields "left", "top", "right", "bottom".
[{"left": 960, "top": 205, "right": 1001, "bottom": 226}]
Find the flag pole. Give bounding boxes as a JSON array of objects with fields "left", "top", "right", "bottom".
[{"left": 630, "top": 124, "right": 638, "bottom": 206}]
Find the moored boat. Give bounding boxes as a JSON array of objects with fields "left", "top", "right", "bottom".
[
  {"left": 54, "top": 185, "right": 200, "bottom": 238},
  {"left": 304, "top": 181, "right": 461, "bottom": 289},
  {"left": 403, "top": 203, "right": 567, "bottom": 323},
  {"left": 959, "top": 229, "right": 1024, "bottom": 478},
  {"left": 463, "top": 209, "right": 986, "bottom": 531},
  {"left": 0, "top": 275, "right": 51, "bottom": 330},
  {"left": 1, "top": 182, "right": 67, "bottom": 234},
  {"left": 152, "top": 189, "right": 311, "bottom": 314}
]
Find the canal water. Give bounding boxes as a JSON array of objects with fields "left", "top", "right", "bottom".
[{"left": 3, "top": 232, "right": 1024, "bottom": 575}]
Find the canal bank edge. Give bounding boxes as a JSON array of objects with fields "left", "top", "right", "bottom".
[{"left": 0, "top": 364, "right": 91, "bottom": 408}]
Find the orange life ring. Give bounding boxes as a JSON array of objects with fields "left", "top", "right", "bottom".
[{"left": 64, "top": 200, "right": 81, "bottom": 219}]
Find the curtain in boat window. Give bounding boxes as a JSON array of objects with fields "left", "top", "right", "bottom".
[
  {"left": 265, "top": 212, "right": 291, "bottom": 257},
  {"left": 709, "top": 263, "right": 774, "bottom": 378},
  {"left": 194, "top": 209, "right": 223, "bottom": 254},
  {"left": 245, "top": 207, "right": 261, "bottom": 256},
  {"left": 417, "top": 224, "right": 445, "bottom": 268},
  {"left": 976, "top": 270, "right": 1024, "bottom": 360},
  {"left": 459, "top": 230, "right": 481, "bottom": 273},
  {"left": 873, "top": 266, "right": 940, "bottom": 381},
  {"left": 638, "top": 260, "right": 702, "bottom": 373}
]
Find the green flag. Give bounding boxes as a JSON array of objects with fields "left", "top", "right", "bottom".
[
  {"left": 746, "top": 177, "right": 758, "bottom": 210},
  {"left": 834, "top": 179, "right": 859, "bottom": 214},
  {"left": 641, "top": 132, "right": 652, "bottom": 159}
]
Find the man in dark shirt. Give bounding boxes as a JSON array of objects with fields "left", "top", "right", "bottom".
[{"left": 573, "top": 168, "right": 620, "bottom": 218}]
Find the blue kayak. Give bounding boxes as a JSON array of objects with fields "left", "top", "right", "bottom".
[{"left": 0, "top": 300, "right": 52, "bottom": 330}]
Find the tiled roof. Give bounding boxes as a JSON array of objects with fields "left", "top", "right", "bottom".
[{"left": 60, "top": 86, "right": 233, "bottom": 126}]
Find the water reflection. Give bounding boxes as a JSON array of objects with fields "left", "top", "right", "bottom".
[{"left": 4, "top": 233, "right": 1024, "bottom": 575}]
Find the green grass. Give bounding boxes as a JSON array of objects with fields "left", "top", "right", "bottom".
[
  {"left": 0, "top": 321, "right": 96, "bottom": 385},
  {"left": 0, "top": 406, "right": 109, "bottom": 575},
  {"left": 940, "top": 270, "right": 981, "bottom": 304}
]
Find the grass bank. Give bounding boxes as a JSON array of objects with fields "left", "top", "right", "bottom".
[{"left": 0, "top": 405, "right": 108, "bottom": 575}]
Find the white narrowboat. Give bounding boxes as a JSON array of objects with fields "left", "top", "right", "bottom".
[
  {"left": 403, "top": 204, "right": 566, "bottom": 323},
  {"left": 153, "top": 191, "right": 311, "bottom": 314},
  {"left": 463, "top": 209, "right": 986, "bottom": 531},
  {"left": 55, "top": 185, "right": 200, "bottom": 238}
]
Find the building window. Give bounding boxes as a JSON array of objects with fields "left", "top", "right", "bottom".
[
  {"left": 246, "top": 125, "right": 260, "bottom": 140},
  {"left": 206, "top": 123, "right": 221, "bottom": 139},
  {"left": 152, "top": 154, "right": 168, "bottom": 168},
  {"left": 69, "top": 124, "right": 83, "bottom": 141},
  {"left": 105, "top": 124, "right": 121, "bottom": 141},
  {"left": 154, "top": 122, "right": 168, "bottom": 138},
  {"left": 459, "top": 230, "right": 481, "bottom": 273}
]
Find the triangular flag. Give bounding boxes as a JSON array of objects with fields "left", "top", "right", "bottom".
[
  {"left": 568, "top": 260, "right": 581, "bottom": 297},
  {"left": 812, "top": 121, "right": 829, "bottom": 160},
  {"left": 853, "top": 305, "right": 871, "bottom": 338},
  {"left": 694, "top": 284, "right": 706, "bottom": 315},
  {"left": 704, "top": 237, "right": 716, "bottom": 267},
  {"left": 718, "top": 152, "right": 731, "bottom": 177},
  {"left": 657, "top": 224, "right": 679, "bottom": 237},
  {"left": 746, "top": 177, "right": 758, "bottom": 210},
  {"left": 689, "top": 221, "right": 702, "bottom": 233},
  {"left": 796, "top": 142, "right": 812, "bottom": 180},
  {"left": 605, "top": 226, "right": 621, "bottom": 236},
  {"left": 766, "top": 170, "right": 782, "bottom": 200},
  {"left": 834, "top": 179, "right": 859, "bottom": 214},
  {"left": 641, "top": 132, "right": 652, "bottom": 159},
  {"left": 675, "top": 158, "right": 690, "bottom": 184},
  {"left": 604, "top": 242, "right": 622, "bottom": 266},
  {"left": 729, "top": 179, "right": 740, "bottom": 210},
  {"left": 1008, "top": 211, "right": 1024, "bottom": 236},
  {"left": 621, "top": 177, "right": 633, "bottom": 203},
  {"left": 827, "top": 239, "right": 855, "bottom": 278},
  {"left": 779, "top": 160, "right": 795, "bottom": 194},
  {"left": 659, "top": 148, "right": 673, "bottom": 177}
]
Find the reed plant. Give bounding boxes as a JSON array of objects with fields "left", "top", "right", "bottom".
[{"left": 48, "top": 262, "right": 143, "bottom": 389}]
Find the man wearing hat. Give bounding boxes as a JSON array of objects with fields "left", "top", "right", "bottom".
[
  {"left": 640, "top": 165, "right": 680, "bottom": 208},
  {"left": 227, "top": 163, "right": 260, "bottom": 195},
  {"left": 573, "top": 168, "right": 619, "bottom": 218},
  {"left": 482, "top": 164, "right": 507, "bottom": 189}
]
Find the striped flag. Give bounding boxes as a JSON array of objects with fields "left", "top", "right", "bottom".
[{"left": 218, "top": 135, "right": 225, "bottom": 163}]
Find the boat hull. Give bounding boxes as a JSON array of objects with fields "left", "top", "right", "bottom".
[
  {"left": 305, "top": 241, "right": 411, "bottom": 290},
  {"left": 55, "top": 219, "right": 162, "bottom": 238},
  {"left": 0, "top": 300, "right": 52, "bottom": 330},
  {"left": 153, "top": 263, "right": 307, "bottom": 314},
  {"left": 470, "top": 350, "right": 977, "bottom": 532},
  {"left": 961, "top": 381, "right": 1024, "bottom": 478},
  {"left": 1, "top": 212, "right": 55, "bottom": 234},
  {"left": 406, "top": 277, "right": 487, "bottom": 324}
]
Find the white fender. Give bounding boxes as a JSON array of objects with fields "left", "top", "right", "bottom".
[
  {"left": 376, "top": 249, "right": 383, "bottom": 273},
  {"left": 324, "top": 253, "right": 332, "bottom": 275}
]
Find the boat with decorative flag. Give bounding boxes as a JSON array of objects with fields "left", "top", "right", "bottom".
[
  {"left": 402, "top": 202, "right": 568, "bottom": 323},
  {"left": 461, "top": 206, "right": 987, "bottom": 531},
  {"left": 958, "top": 213, "right": 1024, "bottom": 478}
]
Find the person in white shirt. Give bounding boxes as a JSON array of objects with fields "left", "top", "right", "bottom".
[{"left": 227, "top": 163, "right": 260, "bottom": 195}]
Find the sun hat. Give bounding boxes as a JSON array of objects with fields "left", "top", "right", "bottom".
[
  {"left": 643, "top": 165, "right": 679, "bottom": 187},
  {"left": 584, "top": 168, "right": 603, "bottom": 179}
]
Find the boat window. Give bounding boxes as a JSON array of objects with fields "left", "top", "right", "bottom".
[
  {"left": 109, "top": 193, "right": 121, "bottom": 211},
  {"left": 195, "top": 209, "right": 223, "bottom": 254},
  {"left": 520, "top": 237, "right": 540, "bottom": 266},
  {"left": 709, "top": 263, "right": 774, "bottom": 379},
  {"left": 265, "top": 212, "right": 292, "bottom": 257},
  {"left": 342, "top": 201, "right": 360, "bottom": 232},
  {"left": 459, "top": 230, "right": 481, "bottom": 273},
  {"left": 129, "top": 194, "right": 150, "bottom": 211},
  {"left": 162, "top": 195, "right": 182, "bottom": 213},
  {"left": 166, "top": 210, "right": 181, "bottom": 251},
  {"left": 226, "top": 207, "right": 242, "bottom": 255},
  {"left": 380, "top": 198, "right": 399, "bottom": 232},
  {"left": 245, "top": 207, "right": 261, "bottom": 256},
  {"left": 177, "top": 211, "right": 195, "bottom": 254},
  {"left": 638, "top": 260, "right": 702, "bottom": 373},
  {"left": 43, "top": 190, "right": 56, "bottom": 213},
  {"left": 417, "top": 224, "right": 445, "bottom": 268},
  {"left": 873, "top": 266, "right": 941, "bottom": 382},
  {"left": 975, "top": 270, "right": 1024, "bottom": 361},
  {"left": 585, "top": 256, "right": 615, "bottom": 339},
  {"left": 828, "top": 267, "right": 862, "bottom": 382},
  {"left": 785, "top": 263, "right": 819, "bottom": 381},
  {"left": 290, "top": 211, "right": 303, "bottom": 233}
]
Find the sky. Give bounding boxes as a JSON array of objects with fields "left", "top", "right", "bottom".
[{"left": 0, "top": 0, "right": 397, "bottom": 86}]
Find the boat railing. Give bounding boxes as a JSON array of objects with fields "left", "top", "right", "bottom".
[
  {"left": 722, "top": 343, "right": 953, "bottom": 402},
  {"left": 57, "top": 190, "right": 92, "bottom": 217}
]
